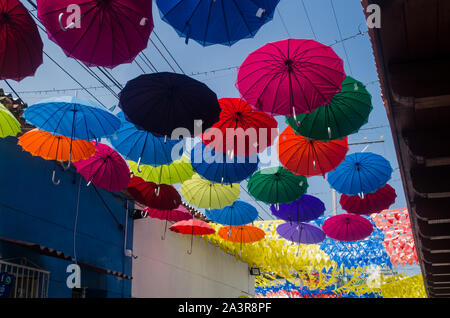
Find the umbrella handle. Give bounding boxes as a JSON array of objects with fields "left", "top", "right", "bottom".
[
  {"left": 161, "top": 220, "right": 168, "bottom": 240},
  {"left": 62, "top": 154, "right": 72, "bottom": 170},
  {"left": 52, "top": 170, "right": 61, "bottom": 186},
  {"left": 136, "top": 157, "right": 143, "bottom": 173},
  {"left": 187, "top": 234, "right": 193, "bottom": 254},
  {"left": 58, "top": 11, "right": 83, "bottom": 31}
]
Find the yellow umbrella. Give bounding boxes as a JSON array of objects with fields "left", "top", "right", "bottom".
[
  {"left": 129, "top": 156, "right": 194, "bottom": 185},
  {"left": 0, "top": 103, "right": 21, "bottom": 138},
  {"left": 181, "top": 174, "right": 240, "bottom": 210}
]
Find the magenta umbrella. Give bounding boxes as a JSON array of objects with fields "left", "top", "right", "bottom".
[
  {"left": 236, "top": 39, "right": 346, "bottom": 116},
  {"left": 142, "top": 205, "right": 193, "bottom": 240},
  {"left": 36, "top": 0, "right": 154, "bottom": 68},
  {"left": 322, "top": 214, "right": 373, "bottom": 242},
  {"left": 74, "top": 142, "right": 130, "bottom": 192}
]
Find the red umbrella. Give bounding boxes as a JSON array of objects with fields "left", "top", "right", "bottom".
[
  {"left": 0, "top": 0, "right": 43, "bottom": 81},
  {"left": 236, "top": 39, "right": 346, "bottom": 116},
  {"left": 322, "top": 214, "right": 373, "bottom": 242},
  {"left": 277, "top": 126, "right": 348, "bottom": 177},
  {"left": 340, "top": 184, "right": 397, "bottom": 215},
  {"left": 74, "top": 142, "right": 130, "bottom": 192},
  {"left": 202, "top": 98, "right": 278, "bottom": 156},
  {"left": 36, "top": 0, "right": 153, "bottom": 68},
  {"left": 143, "top": 205, "right": 193, "bottom": 240},
  {"left": 170, "top": 219, "right": 215, "bottom": 254},
  {"left": 127, "top": 176, "right": 181, "bottom": 210}
]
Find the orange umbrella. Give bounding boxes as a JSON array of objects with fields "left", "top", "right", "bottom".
[
  {"left": 18, "top": 129, "right": 96, "bottom": 184},
  {"left": 218, "top": 225, "right": 265, "bottom": 244},
  {"left": 277, "top": 126, "right": 348, "bottom": 177}
]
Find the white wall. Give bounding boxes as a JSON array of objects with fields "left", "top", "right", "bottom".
[{"left": 132, "top": 218, "right": 255, "bottom": 298}]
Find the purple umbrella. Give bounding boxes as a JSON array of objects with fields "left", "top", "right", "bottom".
[
  {"left": 277, "top": 222, "right": 325, "bottom": 244},
  {"left": 270, "top": 194, "right": 325, "bottom": 223}
]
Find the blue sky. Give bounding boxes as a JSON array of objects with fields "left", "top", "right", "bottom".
[{"left": 10, "top": 0, "right": 406, "bottom": 221}]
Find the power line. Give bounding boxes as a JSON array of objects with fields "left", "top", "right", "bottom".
[
  {"left": 329, "top": 0, "right": 353, "bottom": 75},
  {"left": 152, "top": 31, "right": 185, "bottom": 74},
  {"left": 300, "top": 0, "right": 318, "bottom": 40},
  {"left": 277, "top": 8, "right": 292, "bottom": 38}
]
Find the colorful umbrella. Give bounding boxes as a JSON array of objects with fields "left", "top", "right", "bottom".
[
  {"left": 218, "top": 225, "right": 265, "bottom": 244},
  {"left": 36, "top": 0, "right": 153, "bottom": 68},
  {"left": 73, "top": 142, "right": 130, "bottom": 192},
  {"left": 327, "top": 152, "right": 393, "bottom": 195},
  {"left": 236, "top": 39, "right": 346, "bottom": 116},
  {"left": 142, "top": 205, "right": 193, "bottom": 240},
  {"left": 18, "top": 129, "right": 96, "bottom": 185},
  {"left": 202, "top": 98, "right": 278, "bottom": 156},
  {"left": 206, "top": 201, "right": 259, "bottom": 227},
  {"left": 0, "top": 0, "right": 43, "bottom": 81},
  {"left": 127, "top": 176, "right": 181, "bottom": 210},
  {"left": 340, "top": 184, "right": 397, "bottom": 215},
  {"left": 155, "top": 0, "right": 280, "bottom": 46},
  {"left": 270, "top": 194, "right": 325, "bottom": 223},
  {"left": 277, "top": 126, "right": 348, "bottom": 177},
  {"left": 286, "top": 76, "right": 373, "bottom": 141},
  {"left": 247, "top": 166, "right": 308, "bottom": 205},
  {"left": 276, "top": 222, "right": 325, "bottom": 244},
  {"left": 129, "top": 156, "right": 193, "bottom": 185},
  {"left": 322, "top": 213, "right": 373, "bottom": 242},
  {"left": 180, "top": 174, "right": 240, "bottom": 210},
  {"left": 170, "top": 218, "right": 215, "bottom": 254},
  {"left": 119, "top": 73, "right": 221, "bottom": 137},
  {"left": 190, "top": 142, "right": 259, "bottom": 184},
  {"left": 0, "top": 103, "right": 21, "bottom": 138},
  {"left": 110, "top": 112, "right": 182, "bottom": 169}
]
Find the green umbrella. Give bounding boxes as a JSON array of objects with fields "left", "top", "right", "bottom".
[
  {"left": 129, "top": 156, "right": 194, "bottom": 185},
  {"left": 286, "top": 76, "right": 372, "bottom": 141},
  {"left": 247, "top": 166, "right": 308, "bottom": 205},
  {"left": 0, "top": 103, "right": 21, "bottom": 138}
]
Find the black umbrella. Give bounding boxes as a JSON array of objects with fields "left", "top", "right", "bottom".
[{"left": 119, "top": 72, "right": 221, "bottom": 138}]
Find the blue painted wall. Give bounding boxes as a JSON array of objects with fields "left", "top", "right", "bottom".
[{"left": 0, "top": 137, "right": 134, "bottom": 298}]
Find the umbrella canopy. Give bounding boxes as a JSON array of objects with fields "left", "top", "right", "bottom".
[
  {"left": 218, "top": 225, "right": 265, "bottom": 244},
  {"left": 129, "top": 156, "right": 193, "bottom": 185},
  {"left": 322, "top": 214, "right": 373, "bottom": 242},
  {"left": 36, "top": 0, "right": 154, "bottom": 68},
  {"left": 155, "top": 0, "right": 280, "bottom": 46},
  {"left": 0, "top": 103, "right": 21, "bottom": 138},
  {"left": 207, "top": 201, "right": 259, "bottom": 226},
  {"left": 18, "top": 129, "right": 96, "bottom": 162},
  {"left": 277, "top": 126, "right": 348, "bottom": 177},
  {"left": 119, "top": 73, "right": 221, "bottom": 137},
  {"left": 170, "top": 218, "right": 215, "bottom": 254},
  {"left": 247, "top": 166, "right": 308, "bottom": 205},
  {"left": 127, "top": 176, "right": 181, "bottom": 210},
  {"left": 143, "top": 205, "right": 193, "bottom": 222},
  {"left": 270, "top": 194, "right": 325, "bottom": 223},
  {"left": 74, "top": 142, "right": 130, "bottom": 192},
  {"left": 190, "top": 142, "right": 259, "bottom": 184},
  {"left": 286, "top": 76, "right": 373, "bottom": 141},
  {"left": 340, "top": 184, "right": 397, "bottom": 215},
  {"left": 276, "top": 222, "right": 325, "bottom": 244},
  {"left": 236, "top": 39, "right": 346, "bottom": 116},
  {"left": 110, "top": 112, "right": 182, "bottom": 168},
  {"left": 0, "top": 0, "right": 43, "bottom": 81},
  {"left": 202, "top": 98, "right": 278, "bottom": 156},
  {"left": 327, "top": 152, "right": 393, "bottom": 195},
  {"left": 180, "top": 174, "right": 240, "bottom": 210},
  {"left": 23, "top": 96, "right": 121, "bottom": 141}
]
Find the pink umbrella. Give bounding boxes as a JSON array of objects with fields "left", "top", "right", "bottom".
[
  {"left": 142, "top": 205, "right": 193, "bottom": 240},
  {"left": 74, "top": 142, "right": 130, "bottom": 192},
  {"left": 36, "top": 0, "right": 154, "bottom": 68},
  {"left": 322, "top": 214, "right": 373, "bottom": 242},
  {"left": 236, "top": 39, "right": 346, "bottom": 116}
]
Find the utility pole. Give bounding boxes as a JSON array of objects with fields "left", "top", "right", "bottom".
[{"left": 330, "top": 136, "right": 385, "bottom": 216}]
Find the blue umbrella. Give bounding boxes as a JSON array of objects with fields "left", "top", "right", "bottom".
[
  {"left": 190, "top": 142, "right": 259, "bottom": 184},
  {"left": 207, "top": 201, "right": 258, "bottom": 226},
  {"left": 270, "top": 194, "right": 325, "bottom": 223},
  {"left": 155, "top": 0, "right": 281, "bottom": 46},
  {"left": 327, "top": 152, "right": 393, "bottom": 196},
  {"left": 23, "top": 96, "right": 121, "bottom": 184},
  {"left": 24, "top": 96, "right": 120, "bottom": 141},
  {"left": 109, "top": 112, "right": 183, "bottom": 169}
]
